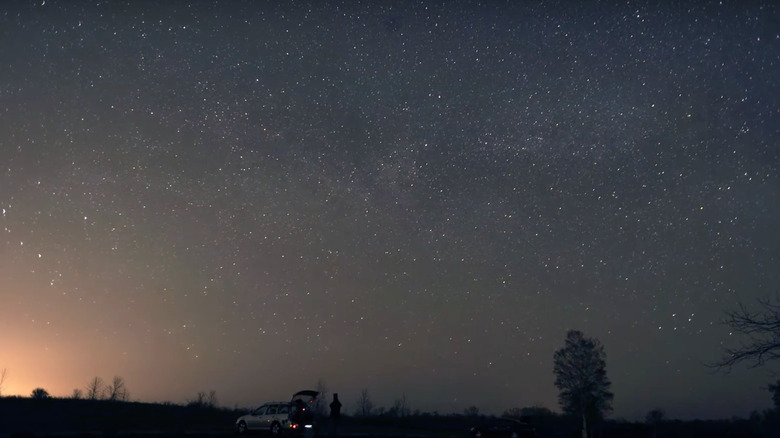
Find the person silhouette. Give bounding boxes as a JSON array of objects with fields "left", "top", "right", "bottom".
[{"left": 329, "top": 393, "right": 342, "bottom": 436}]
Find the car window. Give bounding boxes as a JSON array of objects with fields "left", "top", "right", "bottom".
[
  {"left": 279, "top": 404, "right": 290, "bottom": 414},
  {"left": 254, "top": 405, "right": 267, "bottom": 415},
  {"left": 267, "top": 405, "right": 278, "bottom": 415}
]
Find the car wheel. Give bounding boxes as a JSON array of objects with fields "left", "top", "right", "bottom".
[
  {"left": 511, "top": 432, "right": 518, "bottom": 438},
  {"left": 271, "top": 422, "right": 282, "bottom": 436},
  {"left": 237, "top": 421, "right": 248, "bottom": 434}
]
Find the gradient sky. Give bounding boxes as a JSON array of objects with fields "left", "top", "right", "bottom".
[{"left": 1, "top": 0, "right": 778, "bottom": 422}]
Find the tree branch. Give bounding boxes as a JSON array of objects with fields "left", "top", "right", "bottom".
[{"left": 713, "top": 295, "right": 780, "bottom": 370}]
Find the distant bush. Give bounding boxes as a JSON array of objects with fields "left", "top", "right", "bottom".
[{"left": 31, "top": 388, "right": 50, "bottom": 399}]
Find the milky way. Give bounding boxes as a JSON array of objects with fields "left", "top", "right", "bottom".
[{"left": 1, "top": 1, "right": 778, "bottom": 420}]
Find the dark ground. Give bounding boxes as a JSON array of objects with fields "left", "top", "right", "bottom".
[{"left": 1, "top": 397, "right": 778, "bottom": 438}]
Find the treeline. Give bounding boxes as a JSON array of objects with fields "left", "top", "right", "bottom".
[
  {"left": 341, "top": 407, "right": 778, "bottom": 438},
  {"left": 5, "top": 373, "right": 217, "bottom": 409},
  {"left": 4, "top": 374, "right": 133, "bottom": 402},
  {"left": 0, "top": 395, "right": 241, "bottom": 436},
  {"left": 1, "top": 394, "right": 778, "bottom": 437},
  {"left": 79, "top": 376, "right": 129, "bottom": 401},
  {"left": 337, "top": 388, "right": 780, "bottom": 438}
]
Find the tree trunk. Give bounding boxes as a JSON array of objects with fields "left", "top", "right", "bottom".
[{"left": 582, "top": 412, "right": 588, "bottom": 438}]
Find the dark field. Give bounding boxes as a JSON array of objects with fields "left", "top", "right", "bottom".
[{"left": 1, "top": 397, "right": 778, "bottom": 438}]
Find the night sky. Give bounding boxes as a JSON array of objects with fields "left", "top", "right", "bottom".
[{"left": 1, "top": 1, "right": 778, "bottom": 421}]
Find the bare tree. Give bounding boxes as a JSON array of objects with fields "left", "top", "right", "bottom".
[
  {"left": 553, "top": 330, "right": 613, "bottom": 438},
  {"left": 106, "top": 376, "right": 128, "bottom": 401},
  {"left": 190, "top": 391, "right": 207, "bottom": 407},
  {"left": 393, "top": 393, "right": 410, "bottom": 418},
  {"left": 207, "top": 390, "right": 218, "bottom": 408},
  {"left": 646, "top": 409, "right": 664, "bottom": 438},
  {"left": 0, "top": 368, "right": 7, "bottom": 396},
  {"left": 187, "top": 390, "right": 216, "bottom": 408},
  {"left": 314, "top": 378, "right": 329, "bottom": 417},
  {"left": 714, "top": 297, "right": 780, "bottom": 369},
  {"left": 72, "top": 388, "right": 83, "bottom": 400},
  {"left": 86, "top": 376, "right": 104, "bottom": 400},
  {"left": 356, "top": 388, "right": 374, "bottom": 417},
  {"left": 768, "top": 380, "right": 780, "bottom": 409},
  {"left": 402, "top": 393, "right": 410, "bottom": 417}
]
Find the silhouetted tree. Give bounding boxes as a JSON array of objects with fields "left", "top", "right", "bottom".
[
  {"left": 523, "top": 406, "right": 557, "bottom": 417},
  {"left": 356, "top": 388, "right": 373, "bottom": 416},
  {"left": 715, "top": 297, "right": 780, "bottom": 369},
  {"left": 464, "top": 406, "right": 480, "bottom": 417},
  {"left": 207, "top": 389, "right": 218, "bottom": 407},
  {"left": 503, "top": 407, "right": 523, "bottom": 418},
  {"left": 187, "top": 390, "right": 217, "bottom": 408},
  {"left": 189, "top": 391, "right": 207, "bottom": 407},
  {"left": 553, "top": 330, "right": 613, "bottom": 438},
  {"left": 86, "top": 376, "right": 104, "bottom": 400},
  {"left": 314, "top": 379, "right": 328, "bottom": 417},
  {"left": 31, "top": 387, "right": 50, "bottom": 399},
  {"left": 71, "top": 388, "right": 83, "bottom": 400},
  {"left": 769, "top": 380, "right": 780, "bottom": 409},
  {"left": 503, "top": 405, "right": 557, "bottom": 419},
  {"left": 106, "top": 375, "right": 128, "bottom": 401},
  {"left": 0, "top": 368, "right": 6, "bottom": 396},
  {"left": 393, "top": 393, "right": 410, "bottom": 418},
  {"left": 646, "top": 409, "right": 664, "bottom": 438}
]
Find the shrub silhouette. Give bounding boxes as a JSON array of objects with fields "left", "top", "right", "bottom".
[{"left": 31, "top": 387, "right": 50, "bottom": 399}]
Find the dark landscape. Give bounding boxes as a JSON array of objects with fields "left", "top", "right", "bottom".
[{"left": 2, "top": 396, "right": 779, "bottom": 438}]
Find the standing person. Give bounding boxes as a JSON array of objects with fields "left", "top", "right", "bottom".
[{"left": 329, "top": 393, "right": 342, "bottom": 437}]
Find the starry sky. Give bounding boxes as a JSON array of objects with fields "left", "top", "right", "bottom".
[{"left": 1, "top": 0, "right": 778, "bottom": 422}]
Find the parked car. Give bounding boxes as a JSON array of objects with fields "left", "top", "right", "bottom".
[
  {"left": 236, "top": 390, "right": 319, "bottom": 435},
  {"left": 469, "top": 417, "right": 537, "bottom": 438}
]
